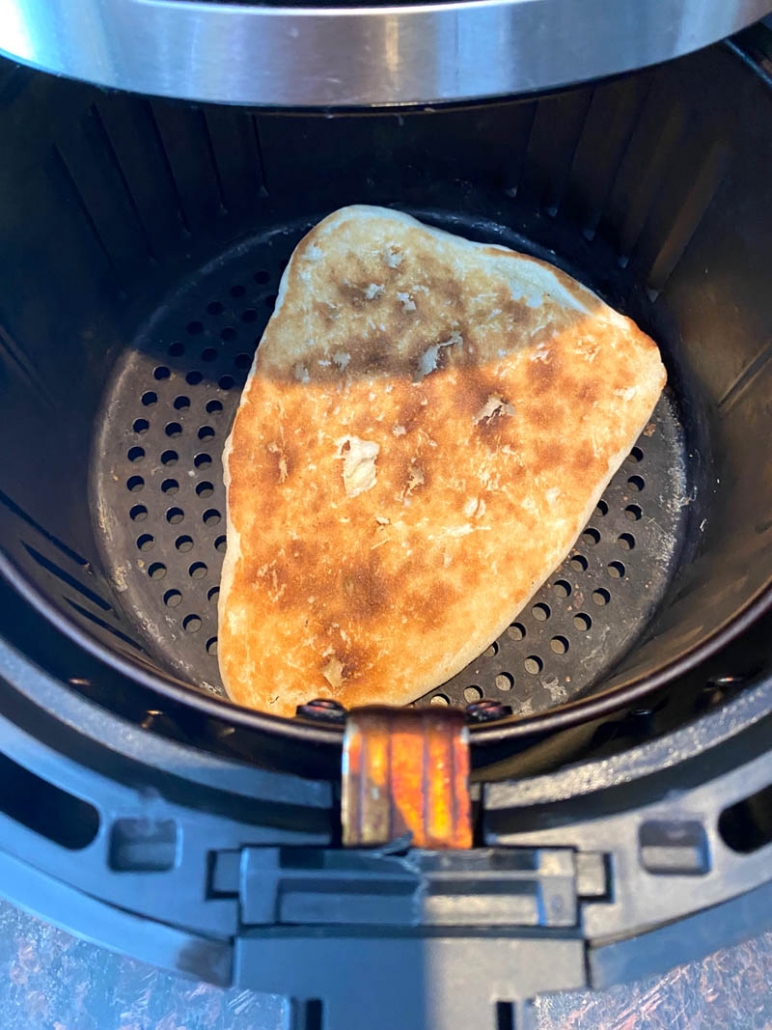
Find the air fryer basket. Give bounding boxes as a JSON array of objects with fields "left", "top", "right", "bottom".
[{"left": 1, "top": 40, "right": 772, "bottom": 758}]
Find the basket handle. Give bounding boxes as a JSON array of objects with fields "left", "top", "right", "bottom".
[{"left": 341, "top": 705, "right": 472, "bottom": 849}]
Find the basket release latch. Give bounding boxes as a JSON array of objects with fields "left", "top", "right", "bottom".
[{"left": 341, "top": 706, "right": 472, "bottom": 849}]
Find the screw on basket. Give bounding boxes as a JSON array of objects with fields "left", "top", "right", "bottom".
[
  {"left": 296, "top": 698, "right": 348, "bottom": 722},
  {"left": 466, "top": 699, "right": 512, "bottom": 723},
  {"left": 699, "top": 675, "right": 745, "bottom": 711}
]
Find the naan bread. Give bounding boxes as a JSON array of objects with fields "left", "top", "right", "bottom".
[{"left": 219, "top": 206, "right": 665, "bottom": 716}]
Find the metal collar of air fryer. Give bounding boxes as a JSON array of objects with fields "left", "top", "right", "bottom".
[{"left": 1, "top": 0, "right": 771, "bottom": 108}]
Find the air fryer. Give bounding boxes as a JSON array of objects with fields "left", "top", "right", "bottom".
[{"left": 1, "top": 13, "right": 772, "bottom": 1030}]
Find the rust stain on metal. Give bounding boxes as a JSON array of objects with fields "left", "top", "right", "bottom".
[{"left": 342, "top": 706, "right": 472, "bottom": 848}]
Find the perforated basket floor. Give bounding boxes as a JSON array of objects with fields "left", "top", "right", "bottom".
[{"left": 94, "top": 216, "right": 688, "bottom": 714}]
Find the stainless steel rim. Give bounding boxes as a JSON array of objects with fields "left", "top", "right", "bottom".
[{"left": 1, "top": 0, "right": 771, "bottom": 108}]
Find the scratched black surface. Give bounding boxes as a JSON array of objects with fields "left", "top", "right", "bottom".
[{"left": 1, "top": 898, "right": 772, "bottom": 1030}]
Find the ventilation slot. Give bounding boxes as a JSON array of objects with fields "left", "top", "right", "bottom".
[
  {"left": 93, "top": 95, "right": 186, "bottom": 258},
  {"left": 149, "top": 100, "right": 228, "bottom": 231},
  {"left": 496, "top": 1001, "right": 516, "bottom": 1030},
  {"left": 520, "top": 90, "right": 592, "bottom": 214},
  {"left": 301, "top": 999, "right": 324, "bottom": 1030},
  {"left": 566, "top": 74, "right": 652, "bottom": 238},
  {"left": 719, "top": 785, "right": 772, "bottom": 854},
  {"left": 50, "top": 145, "right": 126, "bottom": 296},
  {"left": 203, "top": 107, "right": 267, "bottom": 215},
  {"left": 65, "top": 599, "right": 145, "bottom": 652},
  {"left": 0, "top": 751, "right": 99, "bottom": 849},
  {"left": 0, "top": 321, "right": 54, "bottom": 408},
  {"left": 23, "top": 542, "right": 113, "bottom": 611},
  {"left": 644, "top": 139, "right": 728, "bottom": 296},
  {"left": 0, "top": 488, "right": 89, "bottom": 566}
]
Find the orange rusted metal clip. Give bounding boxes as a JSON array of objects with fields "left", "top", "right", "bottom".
[{"left": 342, "top": 706, "right": 472, "bottom": 849}]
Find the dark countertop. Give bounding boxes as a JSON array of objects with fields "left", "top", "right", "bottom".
[{"left": 1, "top": 896, "right": 771, "bottom": 1030}]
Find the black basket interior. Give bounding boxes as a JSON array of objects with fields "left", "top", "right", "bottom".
[{"left": 1, "top": 42, "right": 771, "bottom": 725}]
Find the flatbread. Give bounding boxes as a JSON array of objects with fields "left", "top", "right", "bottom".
[{"left": 219, "top": 206, "right": 666, "bottom": 716}]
